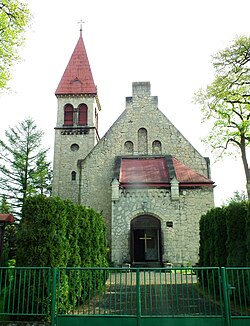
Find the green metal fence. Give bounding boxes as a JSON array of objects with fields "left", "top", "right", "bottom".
[
  {"left": 223, "top": 267, "right": 250, "bottom": 326},
  {"left": 0, "top": 266, "right": 250, "bottom": 326},
  {"left": 56, "top": 267, "right": 223, "bottom": 316},
  {"left": 56, "top": 267, "right": 225, "bottom": 326},
  {"left": 0, "top": 267, "right": 51, "bottom": 318}
]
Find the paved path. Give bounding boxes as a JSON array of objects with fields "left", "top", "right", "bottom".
[{"left": 81, "top": 271, "right": 222, "bottom": 316}]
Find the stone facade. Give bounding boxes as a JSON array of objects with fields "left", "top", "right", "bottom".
[
  {"left": 53, "top": 81, "right": 214, "bottom": 266},
  {"left": 111, "top": 187, "right": 213, "bottom": 265},
  {"left": 52, "top": 94, "right": 100, "bottom": 203}
]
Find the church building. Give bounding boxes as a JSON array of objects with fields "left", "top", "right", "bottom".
[{"left": 52, "top": 31, "right": 215, "bottom": 266}]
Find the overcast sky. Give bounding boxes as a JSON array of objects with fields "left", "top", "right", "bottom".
[{"left": 0, "top": 0, "right": 249, "bottom": 206}]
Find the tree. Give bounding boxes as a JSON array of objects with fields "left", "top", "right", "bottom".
[
  {"left": 0, "top": 118, "right": 52, "bottom": 218},
  {"left": 194, "top": 35, "right": 250, "bottom": 199},
  {"left": 0, "top": 0, "right": 31, "bottom": 89},
  {"left": 16, "top": 195, "right": 108, "bottom": 268},
  {"left": 225, "top": 190, "right": 248, "bottom": 205},
  {"left": 31, "top": 151, "right": 53, "bottom": 196},
  {"left": 0, "top": 195, "right": 16, "bottom": 263},
  {"left": 0, "top": 194, "right": 10, "bottom": 213},
  {"left": 16, "top": 195, "right": 70, "bottom": 267},
  {"left": 16, "top": 195, "right": 108, "bottom": 315}
]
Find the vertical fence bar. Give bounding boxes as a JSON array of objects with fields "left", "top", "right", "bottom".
[
  {"left": 37, "top": 269, "right": 41, "bottom": 314},
  {"left": 143, "top": 269, "right": 146, "bottom": 313},
  {"left": 164, "top": 269, "right": 169, "bottom": 315},
  {"left": 0, "top": 266, "right": 242, "bottom": 322},
  {"left": 136, "top": 269, "right": 141, "bottom": 326},
  {"left": 241, "top": 269, "right": 247, "bottom": 310},
  {"left": 149, "top": 270, "right": 152, "bottom": 315},
  {"left": 103, "top": 269, "right": 107, "bottom": 314},
  {"left": 11, "top": 268, "right": 17, "bottom": 314},
  {"left": 51, "top": 268, "right": 57, "bottom": 326},
  {"left": 221, "top": 267, "right": 231, "bottom": 326}
]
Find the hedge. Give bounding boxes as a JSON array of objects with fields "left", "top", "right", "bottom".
[
  {"left": 199, "top": 201, "right": 249, "bottom": 267},
  {"left": 14, "top": 195, "right": 109, "bottom": 318}
]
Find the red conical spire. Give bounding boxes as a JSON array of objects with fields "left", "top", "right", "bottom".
[{"left": 55, "top": 32, "right": 97, "bottom": 95}]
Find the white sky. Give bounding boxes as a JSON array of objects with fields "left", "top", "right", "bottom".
[{"left": 0, "top": 0, "right": 249, "bottom": 206}]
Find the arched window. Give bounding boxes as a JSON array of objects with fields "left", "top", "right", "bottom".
[
  {"left": 78, "top": 104, "right": 88, "bottom": 126},
  {"left": 64, "top": 104, "right": 74, "bottom": 126},
  {"left": 138, "top": 128, "right": 148, "bottom": 155},
  {"left": 124, "top": 141, "right": 134, "bottom": 155},
  {"left": 152, "top": 140, "right": 162, "bottom": 154},
  {"left": 71, "top": 171, "right": 76, "bottom": 181}
]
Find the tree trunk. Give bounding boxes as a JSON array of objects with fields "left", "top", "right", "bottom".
[
  {"left": 240, "top": 137, "right": 250, "bottom": 200},
  {"left": 247, "top": 182, "right": 250, "bottom": 201}
]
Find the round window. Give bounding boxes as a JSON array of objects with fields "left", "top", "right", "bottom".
[{"left": 70, "top": 143, "right": 79, "bottom": 151}]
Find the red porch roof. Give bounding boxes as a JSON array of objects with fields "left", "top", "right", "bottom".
[
  {"left": 0, "top": 214, "right": 15, "bottom": 223},
  {"left": 55, "top": 32, "right": 97, "bottom": 95},
  {"left": 118, "top": 157, "right": 213, "bottom": 187},
  {"left": 172, "top": 157, "right": 213, "bottom": 184},
  {"left": 120, "top": 158, "right": 169, "bottom": 184}
]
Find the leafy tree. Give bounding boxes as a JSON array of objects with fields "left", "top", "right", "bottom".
[
  {"left": 0, "top": 118, "right": 52, "bottom": 218},
  {"left": 246, "top": 201, "right": 250, "bottom": 265},
  {"left": 194, "top": 35, "right": 250, "bottom": 199},
  {"left": 0, "top": 0, "right": 31, "bottom": 89},
  {"left": 225, "top": 190, "right": 248, "bottom": 205}
]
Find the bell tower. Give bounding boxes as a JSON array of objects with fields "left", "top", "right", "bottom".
[{"left": 52, "top": 30, "right": 100, "bottom": 202}]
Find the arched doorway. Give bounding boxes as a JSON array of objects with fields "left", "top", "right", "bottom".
[{"left": 131, "top": 215, "right": 162, "bottom": 264}]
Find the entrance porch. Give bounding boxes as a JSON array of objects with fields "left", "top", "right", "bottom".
[{"left": 131, "top": 215, "right": 162, "bottom": 267}]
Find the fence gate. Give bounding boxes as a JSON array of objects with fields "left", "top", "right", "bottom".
[
  {"left": 56, "top": 267, "right": 225, "bottom": 326},
  {"left": 223, "top": 267, "right": 250, "bottom": 326},
  {"left": 1, "top": 266, "right": 249, "bottom": 325}
]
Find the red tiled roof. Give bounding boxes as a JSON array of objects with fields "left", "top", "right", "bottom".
[
  {"left": 0, "top": 214, "right": 15, "bottom": 223},
  {"left": 55, "top": 33, "right": 97, "bottom": 95},
  {"left": 120, "top": 158, "right": 169, "bottom": 184},
  {"left": 119, "top": 157, "right": 213, "bottom": 187},
  {"left": 172, "top": 157, "right": 213, "bottom": 184}
]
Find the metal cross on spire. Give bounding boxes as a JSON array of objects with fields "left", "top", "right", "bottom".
[{"left": 78, "top": 19, "right": 85, "bottom": 35}]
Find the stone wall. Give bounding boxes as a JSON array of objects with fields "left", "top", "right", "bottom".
[
  {"left": 52, "top": 82, "right": 215, "bottom": 264},
  {"left": 78, "top": 82, "right": 213, "bottom": 243},
  {"left": 52, "top": 94, "right": 99, "bottom": 202},
  {"left": 111, "top": 186, "right": 214, "bottom": 266}
]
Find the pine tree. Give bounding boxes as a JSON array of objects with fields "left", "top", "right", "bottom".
[{"left": 0, "top": 118, "right": 52, "bottom": 218}]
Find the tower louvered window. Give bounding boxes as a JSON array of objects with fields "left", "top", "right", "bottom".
[
  {"left": 64, "top": 104, "right": 74, "bottom": 126},
  {"left": 78, "top": 104, "right": 88, "bottom": 126}
]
